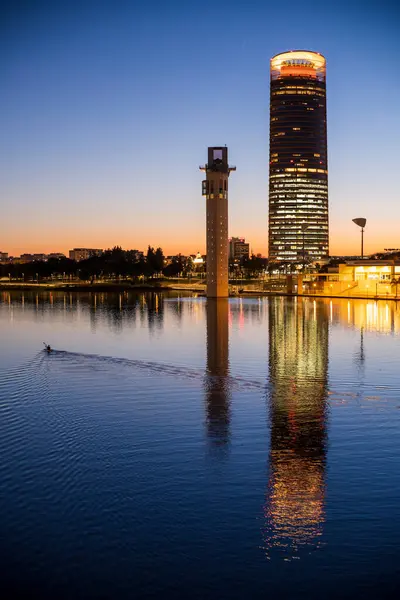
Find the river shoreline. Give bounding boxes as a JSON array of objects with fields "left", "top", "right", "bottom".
[
  {"left": 0, "top": 281, "right": 398, "bottom": 301},
  {"left": 0, "top": 282, "right": 165, "bottom": 292}
]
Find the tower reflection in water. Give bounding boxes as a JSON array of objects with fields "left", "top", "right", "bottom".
[
  {"left": 264, "top": 298, "right": 329, "bottom": 555},
  {"left": 205, "top": 298, "right": 231, "bottom": 452}
]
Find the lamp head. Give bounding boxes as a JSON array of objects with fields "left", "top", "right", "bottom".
[{"left": 352, "top": 218, "right": 366, "bottom": 229}]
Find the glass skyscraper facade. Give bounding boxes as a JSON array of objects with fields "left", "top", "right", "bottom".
[{"left": 268, "top": 51, "right": 329, "bottom": 264}]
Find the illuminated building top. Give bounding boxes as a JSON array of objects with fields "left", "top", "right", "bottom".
[{"left": 271, "top": 50, "right": 326, "bottom": 82}]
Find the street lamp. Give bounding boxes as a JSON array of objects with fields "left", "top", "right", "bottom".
[
  {"left": 300, "top": 224, "right": 309, "bottom": 272},
  {"left": 352, "top": 218, "right": 367, "bottom": 259}
]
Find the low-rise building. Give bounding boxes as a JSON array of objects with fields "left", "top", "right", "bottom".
[
  {"left": 20, "top": 254, "right": 34, "bottom": 263},
  {"left": 69, "top": 248, "right": 103, "bottom": 261},
  {"left": 317, "top": 260, "right": 400, "bottom": 297},
  {"left": 47, "top": 253, "right": 66, "bottom": 260},
  {"left": 19, "top": 253, "right": 47, "bottom": 263},
  {"left": 339, "top": 260, "right": 400, "bottom": 282},
  {"left": 165, "top": 254, "right": 187, "bottom": 266},
  {"left": 0, "top": 252, "right": 8, "bottom": 263}
]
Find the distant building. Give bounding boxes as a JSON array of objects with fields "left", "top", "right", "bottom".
[
  {"left": 192, "top": 252, "right": 204, "bottom": 266},
  {"left": 19, "top": 253, "right": 48, "bottom": 262},
  {"left": 131, "top": 250, "right": 144, "bottom": 262},
  {"left": 329, "top": 255, "right": 366, "bottom": 261},
  {"left": 165, "top": 255, "right": 178, "bottom": 264},
  {"left": 69, "top": 248, "right": 103, "bottom": 261},
  {"left": 0, "top": 252, "right": 8, "bottom": 262},
  {"left": 229, "top": 237, "right": 250, "bottom": 262},
  {"left": 190, "top": 252, "right": 205, "bottom": 272},
  {"left": 20, "top": 254, "right": 34, "bottom": 263}
]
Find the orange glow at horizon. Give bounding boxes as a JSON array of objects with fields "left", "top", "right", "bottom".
[
  {"left": 3, "top": 228, "right": 393, "bottom": 259},
  {"left": 1, "top": 201, "right": 394, "bottom": 259}
]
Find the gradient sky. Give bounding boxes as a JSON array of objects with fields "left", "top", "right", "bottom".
[{"left": 1, "top": 0, "right": 399, "bottom": 257}]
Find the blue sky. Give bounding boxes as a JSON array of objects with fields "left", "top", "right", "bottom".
[{"left": 1, "top": 0, "right": 399, "bottom": 255}]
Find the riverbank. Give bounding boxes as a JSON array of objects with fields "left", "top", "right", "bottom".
[
  {"left": 1, "top": 281, "right": 399, "bottom": 301},
  {"left": 0, "top": 282, "right": 167, "bottom": 292}
]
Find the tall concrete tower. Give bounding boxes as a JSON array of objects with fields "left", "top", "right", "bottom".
[{"left": 200, "top": 147, "right": 236, "bottom": 298}]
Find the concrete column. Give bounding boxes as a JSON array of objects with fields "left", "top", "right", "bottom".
[{"left": 297, "top": 275, "right": 303, "bottom": 295}]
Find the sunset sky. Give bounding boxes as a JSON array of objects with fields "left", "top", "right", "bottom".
[{"left": 1, "top": 0, "right": 399, "bottom": 257}]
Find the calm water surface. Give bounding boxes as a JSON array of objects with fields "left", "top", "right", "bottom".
[{"left": 1, "top": 291, "right": 400, "bottom": 598}]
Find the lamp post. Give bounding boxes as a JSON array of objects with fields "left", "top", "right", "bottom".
[{"left": 352, "top": 218, "right": 367, "bottom": 259}]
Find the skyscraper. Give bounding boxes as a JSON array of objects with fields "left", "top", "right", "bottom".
[
  {"left": 200, "top": 147, "right": 236, "bottom": 297},
  {"left": 268, "top": 51, "right": 329, "bottom": 265}
]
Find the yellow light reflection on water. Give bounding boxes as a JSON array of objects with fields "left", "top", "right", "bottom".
[{"left": 264, "top": 297, "right": 327, "bottom": 556}]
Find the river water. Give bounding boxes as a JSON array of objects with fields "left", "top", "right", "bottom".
[{"left": 1, "top": 291, "right": 400, "bottom": 598}]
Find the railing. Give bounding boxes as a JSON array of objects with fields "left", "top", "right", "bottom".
[{"left": 337, "top": 282, "right": 359, "bottom": 295}]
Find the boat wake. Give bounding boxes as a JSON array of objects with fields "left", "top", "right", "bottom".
[{"left": 42, "top": 349, "right": 267, "bottom": 392}]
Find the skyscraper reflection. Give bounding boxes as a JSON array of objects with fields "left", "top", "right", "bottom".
[
  {"left": 264, "top": 298, "right": 329, "bottom": 555},
  {"left": 205, "top": 298, "right": 230, "bottom": 451}
]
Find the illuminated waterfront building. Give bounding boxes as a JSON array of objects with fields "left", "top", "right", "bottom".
[
  {"left": 200, "top": 147, "right": 236, "bottom": 298},
  {"left": 268, "top": 50, "right": 329, "bottom": 264}
]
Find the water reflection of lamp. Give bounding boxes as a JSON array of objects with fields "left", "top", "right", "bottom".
[
  {"left": 264, "top": 297, "right": 329, "bottom": 556},
  {"left": 354, "top": 325, "right": 365, "bottom": 368},
  {"left": 205, "top": 298, "right": 230, "bottom": 452}
]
